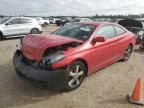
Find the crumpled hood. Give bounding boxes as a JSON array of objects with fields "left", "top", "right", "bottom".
[{"left": 22, "top": 34, "right": 82, "bottom": 61}]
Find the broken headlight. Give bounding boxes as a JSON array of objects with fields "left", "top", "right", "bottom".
[
  {"left": 40, "top": 53, "right": 65, "bottom": 69},
  {"left": 16, "top": 38, "right": 23, "bottom": 50}
]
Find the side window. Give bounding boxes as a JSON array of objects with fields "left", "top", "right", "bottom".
[
  {"left": 8, "top": 18, "right": 21, "bottom": 25},
  {"left": 20, "top": 18, "right": 32, "bottom": 24},
  {"left": 114, "top": 26, "right": 126, "bottom": 35},
  {"left": 96, "top": 25, "right": 115, "bottom": 39}
]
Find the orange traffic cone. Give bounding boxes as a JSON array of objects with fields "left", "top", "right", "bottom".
[{"left": 127, "top": 78, "right": 144, "bottom": 106}]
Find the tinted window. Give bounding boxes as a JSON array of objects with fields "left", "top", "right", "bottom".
[
  {"left": 80, "top": 18, "right": 92, "bottom": 22},
  {"left": 8, "top": 18, "right": 22, "bottom": 25},
  {"left": 114, "top": 26, "right": 126, "bottom": 35},
  {"left": 96, "top": 25, "right": 115, "bottom": 39},
  {"left": 7, "top": 18, "right": 31, "bottom": 25},
  {"left": 0, "top": 17, "right": 11, "bottom": 24},
  {"left": 20, "top": 18, "right": 32, "bottom": 23},
  {"left": 73, "top": 19, "right": 80, "bottom": 22},
  {"left": 53, "top": 23, "right": 96, "bottom": 41}
]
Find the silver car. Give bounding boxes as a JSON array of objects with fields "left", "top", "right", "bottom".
[{"left": 0, "top": 17, "right": 42, "bottom": 40}]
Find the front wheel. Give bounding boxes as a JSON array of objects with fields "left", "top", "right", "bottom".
[
  {"left": 121, "top": 45, "right": 132, "bottom": 61},
  {"left": 66, "top": 61, "right": 86, "bottom": 91}
]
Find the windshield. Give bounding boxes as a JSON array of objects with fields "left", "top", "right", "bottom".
[
  {"left": 53, "top": 23, "right": 96, "bottom": 41},
  {"left": 0, "top": 17, "right": 11, "bottom": 24}
]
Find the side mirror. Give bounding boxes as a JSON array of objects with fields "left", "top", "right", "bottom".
[{"left": 91, "top": 36, "right": 105, "bottom": 44}]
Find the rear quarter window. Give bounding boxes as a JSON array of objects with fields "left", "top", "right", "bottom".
[{"left": 114, "top": 25, "right": 126, "bottom": 36}]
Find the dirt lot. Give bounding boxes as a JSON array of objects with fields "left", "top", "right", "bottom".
[{"left": 0, "top": 24, "right": 144, "bottom": 108}]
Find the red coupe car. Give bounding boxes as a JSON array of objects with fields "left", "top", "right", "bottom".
[{"left": 13, "top": 22, "right": 136, "bottom": 91}]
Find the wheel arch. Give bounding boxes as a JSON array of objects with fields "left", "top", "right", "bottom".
[
  {"left": 0, "top": 31, "right": 3, "bottom": 36},
  {"left": 129, "top": 43, "right": 133, "bottom": 50},
  {"left": 30, "top": 28, "right": 40, "bottom": 33},
  {"left": 0, "top": 30, "right": 3, "bottom": 40}
]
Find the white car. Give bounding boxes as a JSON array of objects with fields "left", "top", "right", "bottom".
[
  {"left": 0, "top": 17, "right": 42, "bottom": 40},
  {"left": 35, "top": 17, "right": 50, "bottom": 26},
  {"left": 49, "top": 18, "right": 60, "bottom": 24}
]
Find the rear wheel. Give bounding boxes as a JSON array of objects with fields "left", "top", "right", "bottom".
[
  {"left": 43, "top": 22, "right": 48, "bottom": 27},
  {"left": 30, "top": 28, "right": 40, "bottom": 34},
  {"left": 66, "top": 61, "right": 86, "bottom": 91},
  {"left": 0, "top": 32, "right": 3, "bottom": 41},
  {"left": 122, "top": 45, "right": 132, "bottom": 61}
]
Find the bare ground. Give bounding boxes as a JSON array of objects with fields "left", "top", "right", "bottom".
[{"left": 0, "top": 24, "right": 144, "bottom": 108}]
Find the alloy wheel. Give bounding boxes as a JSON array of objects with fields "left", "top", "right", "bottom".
[
  {"left": 123, "top": 45, "right": 132, "bottom": 61},
  {"left": 68, "top": 64, "right": 85, "bottom": 89},
  {"left": 31, "top": 29, "right": 40, "bottom": 34}
]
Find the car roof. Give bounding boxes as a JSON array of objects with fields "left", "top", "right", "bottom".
[{"left": 11, "top": 17, "right": 34, "bottom": 20}]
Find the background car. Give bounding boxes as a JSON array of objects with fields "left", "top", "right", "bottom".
[
  {"left": 117, "top": 19, "right": 144, "bottom": 44},
  {"left": 0, "top": 17, "right": 42, "bottom": 40},
  {"left": 56, "top": 18, "right": 93, "bottom": 26},
  {"left": 55, "top": 18, "right": 69, "bottom": 26},
  {"left": 35, "top": 17, "right": 50, "bottom": 26},
  {"left": 49, "top": 18, "right": 60, "bottom": 24},
  {"left": 64, "top": 18, "right": 93, "bottom": 26},
  {"left": 13, "top": 22, "right": 136, "bottom": 91}
]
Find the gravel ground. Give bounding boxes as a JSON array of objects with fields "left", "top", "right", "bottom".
[{"left": 0, "top": 24, "right": 144, "bottom": 108}]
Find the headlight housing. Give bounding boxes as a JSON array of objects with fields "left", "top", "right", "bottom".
[
  {"left": 40, "top": 53, "right": 65, "bottom": 69},
  {"left": 16, "top": 38, "right": 23, "bottom": 50}
]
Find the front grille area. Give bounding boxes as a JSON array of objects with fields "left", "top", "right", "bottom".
[
  {"left": 22, "top": 55, "right": 40, "bottom": 68},
  {"left": 21, "top": 54, "right": 52, "bottom": 70},
  {"left": 22, "top": 55, "right": 35, "bottom": 65}
]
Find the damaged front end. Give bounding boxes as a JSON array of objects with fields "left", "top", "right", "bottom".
[
  {"left": 22, "top": 41, "right": 81, "bottom": 70},
  {"left": 19, "top": 34, "right": 83, "bottom": 70},
  {"left": 13, "top": 50, "right": 69, "bottom": 90},
  {"left": 13, "top": 42, "right": 81, "bottom": 90},
  {"left": 13, "top": 34, "right": 83, "bottom": 89},
  {"left": 40, "top": 42, "right": 81, "bottom": 70}
]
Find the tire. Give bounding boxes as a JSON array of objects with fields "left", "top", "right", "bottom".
[
  {"left": 43, "top": 22, "right": 48, "bottom": 27},
  {"left": 56, "top": 23, "right": 60, "bottom": 26},
  {"left": 66, "top": 61, "right": 86, "bottom": 91},
  {"left": 30, "top": 28, "right": 40, "bottom": 34},
  {"left": 121, "top": 45, "right": 133, "bottom": 61},
  {"left": 0, "top": 32, "right": 3, "bottom": 41}
]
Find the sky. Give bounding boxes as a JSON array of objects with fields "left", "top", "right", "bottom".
[{"left": 0, "top": 0, "right": 144, "bottom": 16}]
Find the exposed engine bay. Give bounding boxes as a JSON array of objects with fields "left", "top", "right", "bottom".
[{"left": 43, "top": 41, "right": 82, "bottom": 56}]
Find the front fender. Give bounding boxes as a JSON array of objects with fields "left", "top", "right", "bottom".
[{"left": 52, "top": 54, "right": 87, "bottom": 69}]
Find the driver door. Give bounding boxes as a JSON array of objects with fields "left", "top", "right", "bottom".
[{"left": 89, "top": 25, "right": 117, "bottom": 73}]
